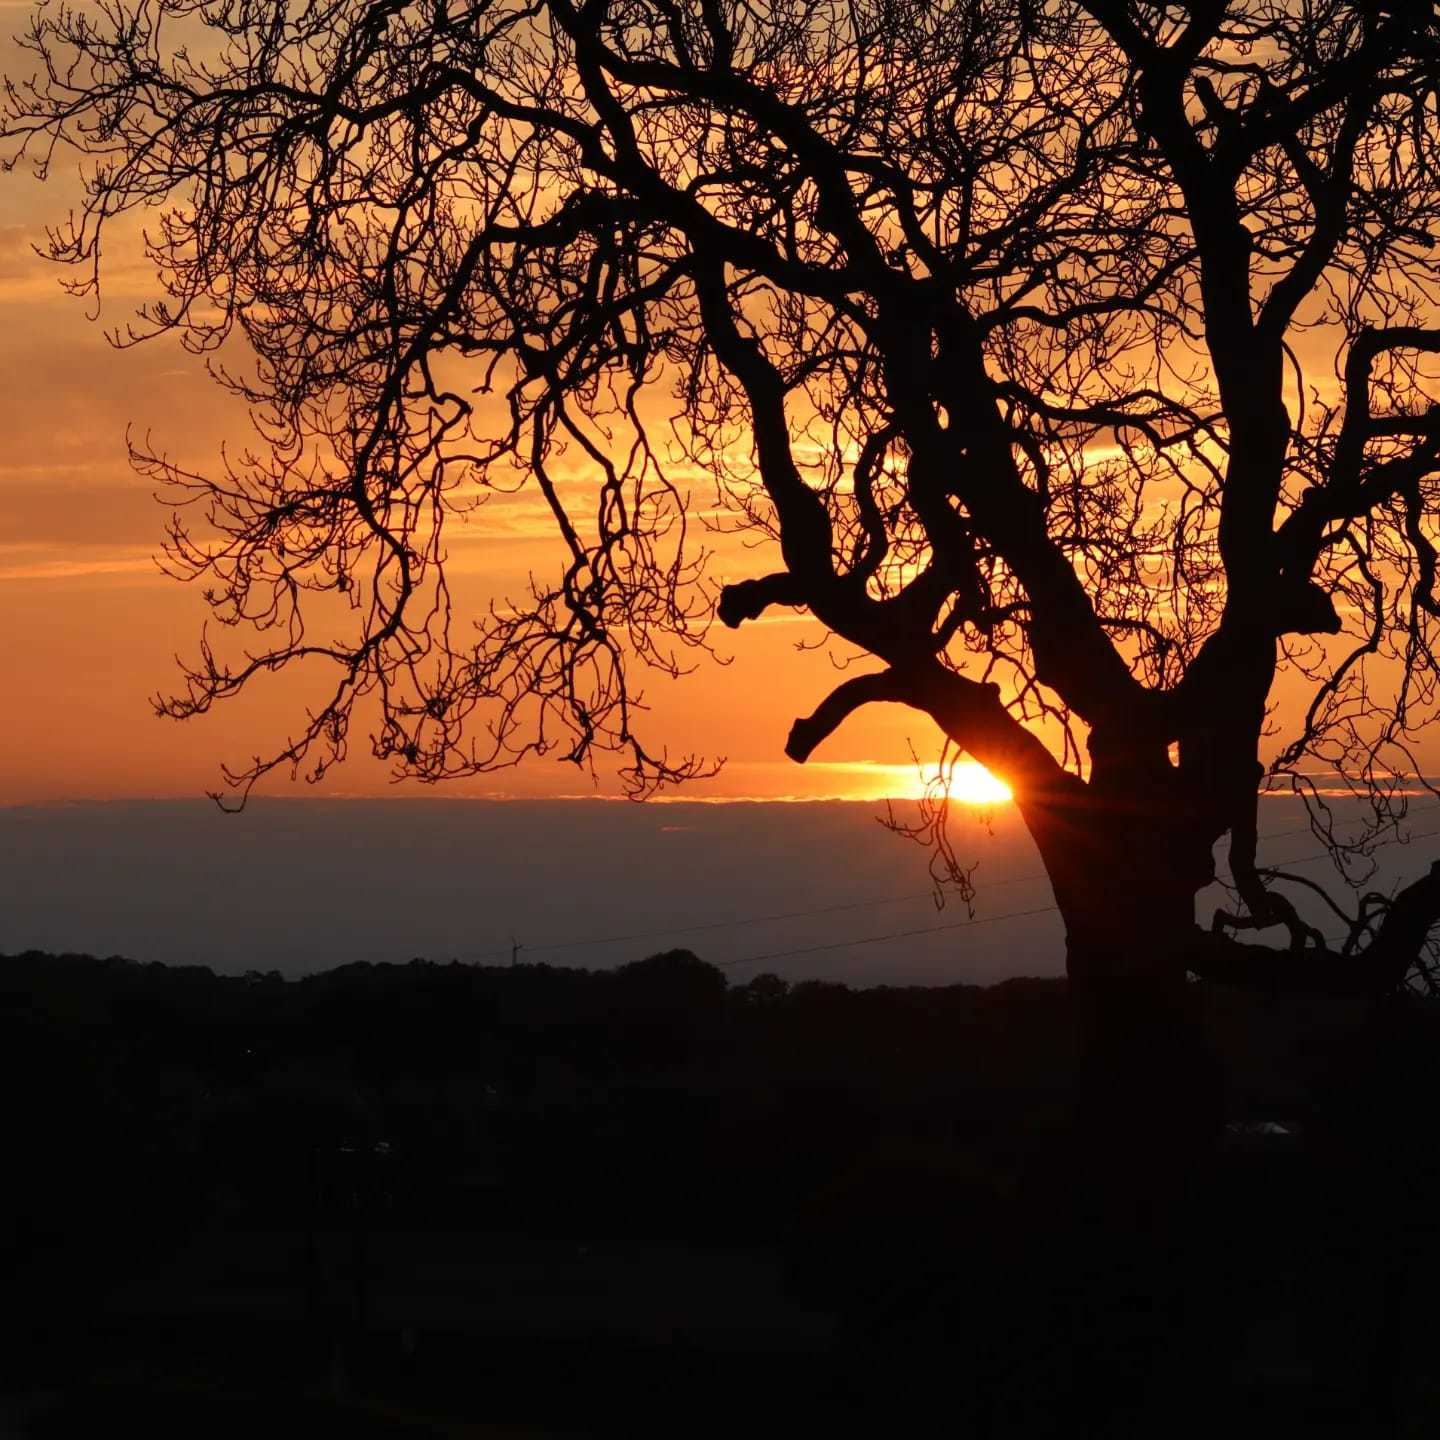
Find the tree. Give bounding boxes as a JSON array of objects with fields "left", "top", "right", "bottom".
[{"left": 7, "top": 0, "right": 1440, "bottom": 1109}]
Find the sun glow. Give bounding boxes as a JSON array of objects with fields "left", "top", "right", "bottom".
[{"left": 944, "top": 761, "right": 1014, "bottom": 806}]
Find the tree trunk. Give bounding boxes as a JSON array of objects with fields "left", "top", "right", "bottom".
[
  {"left": 1047, "top": 874, "right": 1221, "bottom": 1431},
  {"left": 1024, "top": 787, "right": 1219, "bottom": 1146},
  {"left": 1036, "top": 815, "right": 1223, "bottom": 1184},
  {"left": 1064, "top": 907, "right": 1220, "bottom": 1154}
]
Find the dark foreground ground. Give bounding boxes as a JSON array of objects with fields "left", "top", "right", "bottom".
[{"left": 5, "top": 949, "right": 1440, "bottom": 1437}]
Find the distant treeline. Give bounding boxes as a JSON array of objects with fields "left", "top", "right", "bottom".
[
  {"left": 11, "top": 949, "right": 1440, "bottom": 1435},
  {"left": 6, "top": 947, "right": 1427, "bottom": 1227},
  {"left": 7, "top": 948, "right": 1429, "bottom": 1239},
  {"left": 3, "top": 949, "right": 1071, "bottom": 1290},
  {"left": 4, "top": 948, "right": 1075, "bottom": 1122}
]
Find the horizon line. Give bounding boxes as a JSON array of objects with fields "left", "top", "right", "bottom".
[{"left": 6, "top": 782, "right": 1440, "bottom": 811}]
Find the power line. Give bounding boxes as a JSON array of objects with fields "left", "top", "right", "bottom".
[
  {"left": 1243, "top": 823, "right": 1440, "bottom": 878},
  {"left": 716, "top": 906, "right": 1062, "bottom": 969},
  {"left": 471, "top": 886, "right": 947, "bottom": 961},
  {"left": 467, "top": 863, "right": 1064, "bottom": 964},
  {"left": 718, "top": 825, "right": 1440, "bottom": 972},
  {"left": 475, "top": 810, "right": 1440, "bottom": 969}
]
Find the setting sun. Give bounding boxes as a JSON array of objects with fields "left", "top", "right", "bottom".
[{"left": 945, "top": 761, "right": 1014, "bottom": 806}]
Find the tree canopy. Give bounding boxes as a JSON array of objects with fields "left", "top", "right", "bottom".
[{"left": 6, "top": 0, "right": 1440, "bottom": 982}]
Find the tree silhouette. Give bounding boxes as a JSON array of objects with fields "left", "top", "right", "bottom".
[{"left": 7, "top": 0, "right": 1440, "bottom": 1079}]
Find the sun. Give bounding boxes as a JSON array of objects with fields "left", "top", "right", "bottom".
[{"left": 944, "top": 760, "right": 1014, "bottom": 806}]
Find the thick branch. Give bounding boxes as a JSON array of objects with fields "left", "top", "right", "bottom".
[
  {"left": 785, "top": 671, "right": 913, "bottom": 762},
  {"left": 1185, "top": 931, "right": 1369, "bottom": 995},
  {"left": 717, "top": 573, "right": 805, "bottom": 629},
  {"left": 1192, "top": 862, "right": 1440, "bottom": 995},
  {"left": 1368, "top": 861, "right": 1440, "bottom": 991},
  {"left": 785, "top": 657, "right": 1084, "bottom": 821},
  {"left": 910, "top": 663, "right": 1087, "bottom": 808}
]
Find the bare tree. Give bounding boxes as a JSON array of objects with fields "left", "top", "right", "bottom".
[{"left": 7, "top": 0, "right": 1440, "bottom": 1098}]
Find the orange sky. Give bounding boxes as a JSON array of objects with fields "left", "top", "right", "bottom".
[
  {"left": 0, "top": 76, "right": 961, "bottom": 806},
  {"left": 1, "top": 24, "right": 1430, "bottom": 810},
  {"left": 0, "top": 152, "right": 1424, "bottom": 810}
]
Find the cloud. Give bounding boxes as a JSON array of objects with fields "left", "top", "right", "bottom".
[{"left": 0, "top": 542, "right": 160, "bottom": 583}]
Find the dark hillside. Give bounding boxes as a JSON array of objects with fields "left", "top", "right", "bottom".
[{"left": 4, "top": 950, "right": 1439, "bottom": 1436}]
